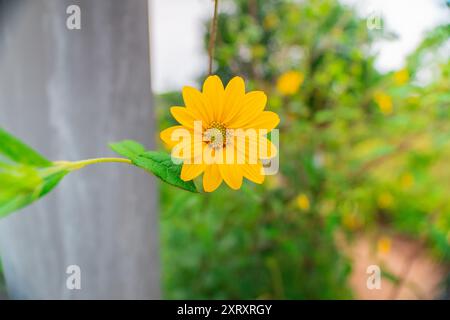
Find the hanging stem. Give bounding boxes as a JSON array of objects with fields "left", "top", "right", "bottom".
[
  {"left": 208, "top": 0, "right": 219, "bottom": 75},
  {"left": 54, "top": 157, "right": 132, "bottom": 171}
]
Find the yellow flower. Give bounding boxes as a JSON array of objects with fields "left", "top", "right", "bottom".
[
  {"left": 276, "top": 71, "right": 304, "bottom": 95},
  {"left": 160, "top": 76, "right": 280, "bottom": 192},
  {"left": 377, "top": 236, "right": 392, "bottom": 255},
  {"left": 377, "top": 192, "right": 394, "bottom": 209},
  {"left": 296, "top": 194, "right": 310, "bottom": 211},
  {"left": 374, "top": 92, "right": 393, "bottom": 115},
  {"left": 394, "top": 69, "right": 409, "bottom": 85},
  {"left": 400, "top": 173, "right": 414, "bottom": 190}
]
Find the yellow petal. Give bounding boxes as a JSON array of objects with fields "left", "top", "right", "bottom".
[
  {"left": 203, "top": 164, "right": 222, "bottom": 192},
  {"left": 171, "top": 105, "right": 205, "bottom": 125},
  {"left": 233, "top": 134, "right": 277, "bottom": 162},
  {"left": 222, "top": 76, "right": 246, "bottom": 124},
  {"left": 226, "top": 91, "right": 267, "bottom": 128},
  {"left": 258, "top": 137, "right": 278, "bottom": 159},
  {"left": 243, "top": 111, "right": 280, "bottom": 132},
  {"left": 219, "top": 164, "right": 243, "bottom": 190},
  {"left": 173, "top": 139, "right": 206, "bottom": 162},
  {"left": 182, "top": 86, "right": 212, "bottom": 124},
  {"left": 170, "top": 107, "right": 202, "bottom": 129},
  {"left": 241, "top": 163, "right": 264, "bottom": 184},
  {"left": 202, "top": 75, "right": 225, "bottom": 122},
  {"left": 160, "top": 125, "right": 187, "bottom": 148},
  {"left": 180, "top": 163, "right": 205, "bottom": 181}
]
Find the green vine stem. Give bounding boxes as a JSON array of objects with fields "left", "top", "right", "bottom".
[
  {"left": 53, "top": 158, "right": 132, "bottom": 171},
  {"left": 208, "top": 0, "right": 219, "bottom": 75}
]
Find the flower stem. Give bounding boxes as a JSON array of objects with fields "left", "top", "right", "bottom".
[
  {"left": 53, "top": 157, "right": 132, "bottom": 171},
  {"left": 208, "top": 0, "right": 219, "bottom": 75}
]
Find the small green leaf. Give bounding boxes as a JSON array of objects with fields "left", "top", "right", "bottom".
[
  {"left": 109, "top": 140, "right": 146, "bottom": 159},
  {"left": 133, "top": 151, "right": 198, "bottom": 193},
  {"left": 109, "top": 140, "right": 198, "bottom": 193}
]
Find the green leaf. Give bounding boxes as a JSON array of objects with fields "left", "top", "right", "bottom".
[
  {"left": 0, "top": 127, "right": 68, "bottom": 218},
  {"left": 109, "top": 140, "right": 146, "bottom": 159},
  {"left": 109, "top": 140, "right": 198, "bottom": 193},
  {"left": 0, "top": 165, "right": 68, "bottom": 218},
  {"left": 133, "top": 151, "right": 198, "bottom": 193},
  {"left": 0, "top": 127, "right": 51, "bottom": 166}
]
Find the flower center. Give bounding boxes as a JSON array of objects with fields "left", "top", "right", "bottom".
[{"left": 204, "top": 121, "right": 230, "bottom": 149}]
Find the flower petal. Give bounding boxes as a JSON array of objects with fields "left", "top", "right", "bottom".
[
  {"left": 173, "top": 139, "right": 206, "bottom": 162},
  {"left": 160, "top": 125, "right": 187, "bottom": 148},
  {"left": 202, "top": 75, "right": 225, "bottom": 122},
  {"left": 182, "top": 86, "right": 212, "bottom": 124},
  {"left": 203, "top": 164, "right": 222, "bottom": 192},
  {"left": 241, "top": 163, "right": 265, "bottom": 184},
  {"left": 181, "top": 163, "right": 205, "bottom": 181},
  {"left": 170, "top": 107, "right": 204, "bottom": 129},
  {"left": 233, "top": 134, "right": 278, "bottom": 162},
  {"left": 243, "top": 111, "right": 280, "bottom": 132},
  {"left": 258, "top": 137, "right": 278, "bottom": 159},
  {"left": 219, "top": 164, "right": 243, "bottom": 190},
  {"left": 226, "top": 91, "right": 267, "bottom": 129},
  {"left": 222, "top": 76, "right": 246, "bottom": 123}
]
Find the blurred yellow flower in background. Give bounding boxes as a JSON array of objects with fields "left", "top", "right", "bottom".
[
  {"left": 377, "top": 236, "right": 392, "bottom": 255},
  {"left": 374, "top": 92, "right": 393, "bottom": 115},
  {"left": 377, "top": 192, "right": 394, "bottom": 209},
  {"left": 296, "top": 193, "right": 310, "bottom": 211},
  {"left": 277, "top": 71, "right": 304, "bottom": 95},
  {"left": 394, "top": 69, "right": 409, "bottom": 85},
  {"left": 400, "top": 172, "right": 414, "bottom": 190}
]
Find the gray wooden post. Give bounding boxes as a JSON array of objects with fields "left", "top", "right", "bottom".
[{"left": 0, "top": 0, "right": 160, "bottom": 299}]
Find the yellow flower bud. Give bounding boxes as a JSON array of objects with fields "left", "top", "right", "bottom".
[
  {"left": 296, "top": 193, "right": 310, "bottom": 211},
  {"left": 394, "top": 69, "right": 409, "bottom": 85},
  {"left": 374, "top": 92, "right": 393, "bottom": 115},
  {"left": 377, "top": 236, "right": 392, "bottom": 255}
]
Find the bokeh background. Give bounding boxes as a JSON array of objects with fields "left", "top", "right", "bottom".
[
  {"left": 155, "top": 0, "right": 449, "bottom": 299},
  {"left": 0, "top": 0, "right": 449, "bottom": 299}
]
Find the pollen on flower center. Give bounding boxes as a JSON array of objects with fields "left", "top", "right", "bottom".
[{"left": 204, "top": 121, "right": 231, "bottom": 149}]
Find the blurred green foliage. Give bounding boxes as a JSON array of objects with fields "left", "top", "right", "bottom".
[
  {"left": 158, "top": 0, "right": 450, "bottom": 299},
  {"left": 0, "top": 128, "right": 68, "bottom": 219}
]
